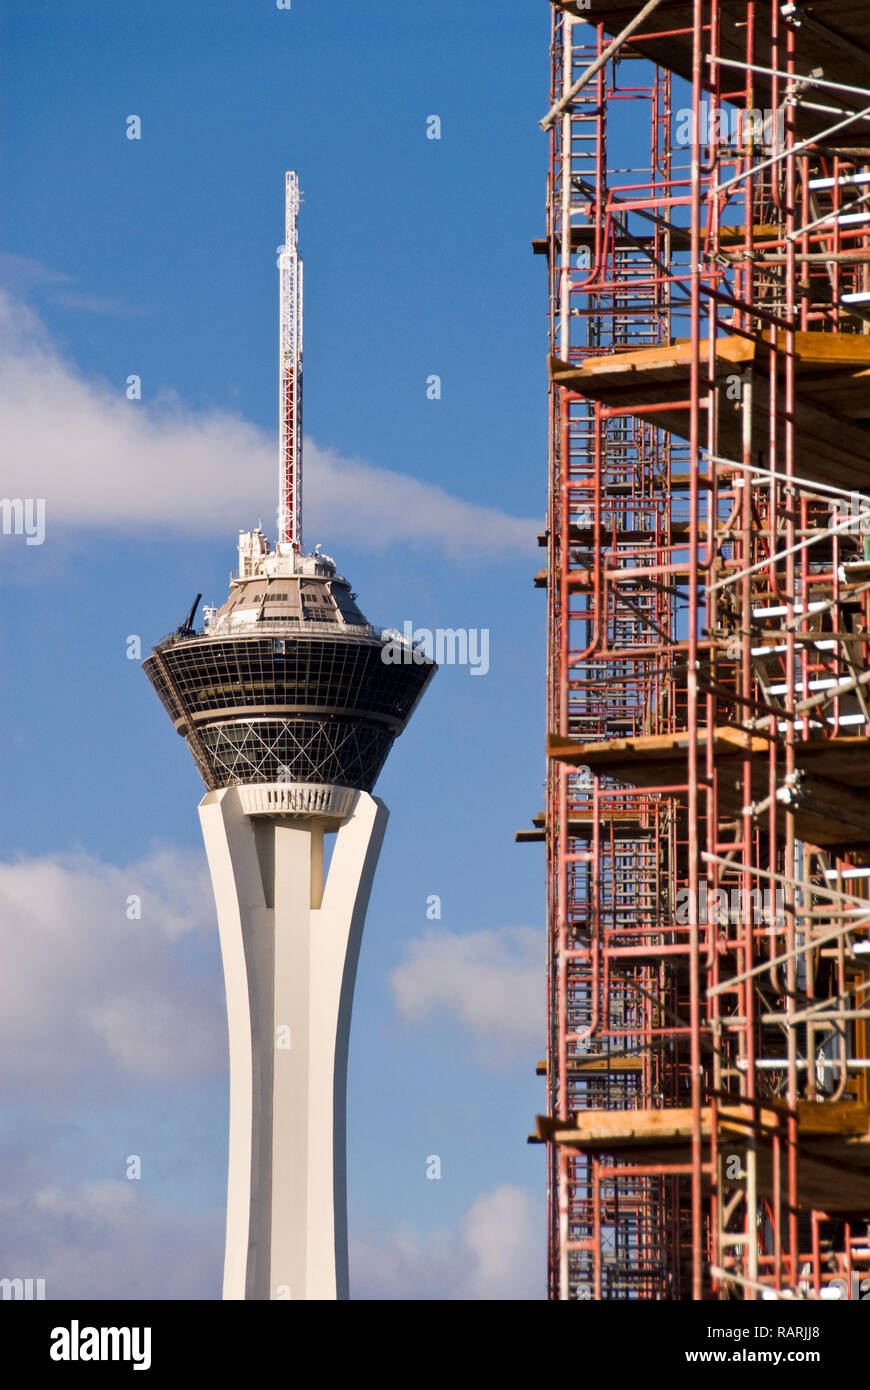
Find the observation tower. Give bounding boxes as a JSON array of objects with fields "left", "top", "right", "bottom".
[{"left": 144, "top": 173, "right": 435, "bottom": 1300}]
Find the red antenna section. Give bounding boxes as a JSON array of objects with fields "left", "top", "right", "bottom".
[{"left": 278, "top": 171, "right": 302, "bottom": 552}]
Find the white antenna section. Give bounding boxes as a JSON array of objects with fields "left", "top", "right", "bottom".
[{"left": 278, "top": 171, "right": 303, "bottom": 552}]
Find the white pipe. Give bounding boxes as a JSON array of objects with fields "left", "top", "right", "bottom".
[{"left": 540, "top": 0, "right": 666, "bottom": 131}]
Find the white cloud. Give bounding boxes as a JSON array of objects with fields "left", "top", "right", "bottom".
[
  {"left": 0, "top": 843, "right": 544, "bottom": 1299},
  {"left": 0, "top": 252, "right": 71, "bottom": 288},
  {"left": 0, "top": 1179, "right": 222, "bottom": 1299},
  {"left": 1, "top": 1172, "right": 543, "bottom": 1301},
  {"left": 0, "top": 291, "right": 536, "bottom": 557},
  {"left": 351, "top": 1183, "right": 544, "bottom": 1300},
  {"left": 0, "top": 254, "right": 145, "bottom": 318},
  {"left": 389, "top": 926, "right": 542, "bottom": 1061},
  {"left": 0, "top": 847, "right": 225, "bottom": 1092}
]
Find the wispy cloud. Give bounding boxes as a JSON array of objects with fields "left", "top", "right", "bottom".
[
  {"left": 0, "top": 836, "right": 544, "bottom": 1298},
  {"left": 389, "top": 926, "right": 542, "bottom": 1063},
  {"left": 0, "top": 253, "right": 71, "bottom": 288},
  {"left": 51, "top": 289, "right": 133, "bottom": 315},
  {"left": 0, "top": 291, "right": 537, "bottom": 558},
  {"left": 0, "top": 1178, "right": 222, "bottom": 1299},
  {"left": 0, "top": 254, "right": 136, "bottom": 317},
  {"left": 0, "top": 846, "right": 224, "bottom": 1093},
  {"left": 0, "top": 1172, "right": 543, "bottom": 1300},
  {"left": 351, "top": 1183, "right": 545, "bottom": 1300}
]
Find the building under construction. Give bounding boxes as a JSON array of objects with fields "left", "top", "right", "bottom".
[{"left": 530, "top": 0, "right": 870, "bottom": 1299}]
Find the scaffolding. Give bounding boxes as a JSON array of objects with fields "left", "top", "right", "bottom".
[{"left": 532, "top": 0, "right": 870, "bottom": 1301}]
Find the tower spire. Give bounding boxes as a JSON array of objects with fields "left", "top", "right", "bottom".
[
  {"left": 145, "top": 170, "right": 435, "bottom": 1301},
  {"left": 278, "top": 171, "right": 303, "bottom": 553}
]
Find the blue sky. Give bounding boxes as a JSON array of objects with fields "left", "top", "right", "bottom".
[{"left": 0, "top": 0, "right": 549, "bottom": 1298}]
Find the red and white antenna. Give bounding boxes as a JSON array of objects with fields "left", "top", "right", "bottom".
[{"left": 278, "top": 171, "right": 303, "bottom": 553}]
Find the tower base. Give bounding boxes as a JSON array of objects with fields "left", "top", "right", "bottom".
[{"left": 199, "top": 783, "right": 388, "bottom": 1300}]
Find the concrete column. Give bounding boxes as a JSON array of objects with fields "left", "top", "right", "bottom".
[{"left": 199, "top": 786, "right": 388, "bottom": 1300}]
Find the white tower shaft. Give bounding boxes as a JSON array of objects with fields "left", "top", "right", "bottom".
[
  {"left": 278, "top": 171, "right": 303, "bottom": 551},
  {"left": 199, "top": 785, "right": 388, "bottom": 1300}
]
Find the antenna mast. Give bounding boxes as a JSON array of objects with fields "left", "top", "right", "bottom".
[{"left": 278, "top": 171, "right": 303, "bottom": 552}]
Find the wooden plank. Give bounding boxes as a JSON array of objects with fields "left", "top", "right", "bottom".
[
  {"left": 718, "top": 225, "right": 780, "bottom": 246},
  {"left": 567, "top": 1056, "right": 645, "bottom": 1073},
  {"left": 549, "top": 730, "right": 870, "bottom": 779},
  {"left": 532, "top": 811, "right": 649, "bottom": 828},
  {"left": 669, "top": 330, "right": 870, "bottom": 368},
  {"left": 537, "top": 1108, "right": 701, "bottom": 1146},
  {"left": 538, "top": 1098, "right": 870, "bottom": 1208},
  {"left": 577, "top": 335, "right": 755, "bottom": 378},
  {"left": 719, "top": 1101, "right": 870, "bottom": 1138},
  {"left": 550, "top": 332, "right": 870, "bottom": 494},
  {"left": 548, "top": 727, "right": 767, "bottom": 767},
  {"left": 537, "top": 1101, "right": 870, "bottom": 1147},
  {"left": 548, "top": 729, "right": 870, "bottom": 849},
  {"left": 794, "top": 1101, "right": 870, "bottom": 1136}
]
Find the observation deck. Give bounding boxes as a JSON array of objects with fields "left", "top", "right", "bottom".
[{"left": 144, "top": 529, "right": 435, "bottom": 792}]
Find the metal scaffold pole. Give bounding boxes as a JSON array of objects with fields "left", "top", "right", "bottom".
[{"left": 532, "top": 0, "right": 870, "bottom": 1302}]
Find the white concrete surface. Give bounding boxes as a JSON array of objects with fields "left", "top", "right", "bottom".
[{"left": 199, "top": 785, "right": 388, "bottom": 1300}]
